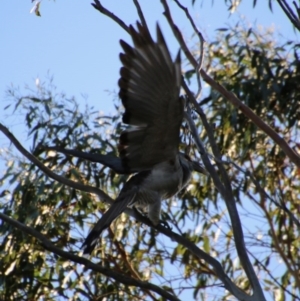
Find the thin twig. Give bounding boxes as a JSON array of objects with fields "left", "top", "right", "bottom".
[
  {"left": 173, "top": 0, "right": 205, "bottom": 99},
  {"left": 161, "top": 0, "right": 300, "bottom": 169},
  {"left": 293, "top": 1, "right": 300, "bottom": 19},
  {"left": 0, "top": 122, "right": 138, "bottom": 220},
  {"left": 157, "top": 214, "right": 252, "bottom": 301},
  {"left": 0, "top": 212, "right": 180, "bottom": 301},
  {"left": 181, "top": 78, "right": 233, "bottom": 192},
  {"left": 277, "top": 0, "right": 300, "bottom": 31},
  {"left": 246, "top": 192, "right": 300, "bottom": 290},
  {"left": 92, "top": 0, "right": 130, "bottom": 33},
  {"left": 219, "top": 150, "right": 300, "bottom": 229},
  {"left": 90, "top": 0, "right": 265, "bottom": 298},
  {"left": 0, "top": 121, "right": 250, "bottom": 300},
  {"left": 182, "top": 80, "right": 266, "bottom": 300},
  {"left": 249, "top": 251, "right": 300, "bottom": 301},
  {"left": 245, "top": 155, "right": 300, "bottom": 229},
  {"left": 133, "top": 0, "right": 148, "bottom": 30}
]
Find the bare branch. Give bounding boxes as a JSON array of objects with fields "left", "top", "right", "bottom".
[
  {"left": 228, "top": 156, "right": 300, "bottom": 229},
  {"left": 293, "top": 1, "right": 300, "bottom": 19},
  {"left": 249, "top": 251, "right": 300, "bottom": 301},
  {"left": 133, "top": 0, "right": 148, "bottom": 30},
  {"left": 0, "top": 122, "right": 137, "bottom": 219},
  {"left": 277, "top": 0, "right": 300, "bottom": 31},
  {"left": 246, "top": 192, "right": 300, "bottom": 290},
  {"left": 0, "top": 212, "right": 181, "bottom": 301},
  {"left": 0, "top": 122, "right": 250, "bottom": 299},
  {"left": 161, "top": 0, "right": 300, "bottom": 169},
  {"left": 173, "top": 0, "right": 205, "bottom": 99},
  {"left": 91, "top": 0, "right": 130, "bottom": 33},
  {"left": 86, "top": 2, "right": 269, "bottom": 299},
  {"left": 182, "top": 81, "right": 266, "bottom": 301},
  {"left": 156, "top": 216, "right": 253, "bottom": 301}
]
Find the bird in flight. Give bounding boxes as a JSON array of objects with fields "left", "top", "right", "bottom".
[{"left": 49, "top": 23, "right": 206, "bottom": 254}]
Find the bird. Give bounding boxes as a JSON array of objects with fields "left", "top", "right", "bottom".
[{"left": 48, "top": 23, "right": 207, "bottom": 254}]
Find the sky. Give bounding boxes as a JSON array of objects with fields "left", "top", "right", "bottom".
[
  {"left": 0, "top": 0, "right": 299, "bottom": 124},
  {"left": 0, "top": 1, "right": 299, "bottom": 300}
]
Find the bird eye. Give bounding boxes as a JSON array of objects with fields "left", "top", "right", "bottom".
[{"left": 184, "top": 154, "right": 191, "bottom": 161}]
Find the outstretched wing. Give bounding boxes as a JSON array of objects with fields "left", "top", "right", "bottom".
[{"left": 118, "top": 23, "right": 183, "bottom": 171}]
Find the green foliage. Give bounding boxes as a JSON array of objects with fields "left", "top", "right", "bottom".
[
  {"left": 0, "top": 23, "right": 300, "bottom": 301},
  {"left": 199, "top": 24, "right": 300, "bottom": 300}
]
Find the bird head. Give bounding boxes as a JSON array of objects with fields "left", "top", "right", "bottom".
[{"left": 178, "top": 153, "right": 207, "bottom": 175}]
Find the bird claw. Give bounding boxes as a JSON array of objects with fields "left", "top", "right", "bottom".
[
  {"left": 132, "top": 207, "right": 147, "bottom": 218},
  {"left": 132, "top": 207, "right": 172, "bottom": 230}
]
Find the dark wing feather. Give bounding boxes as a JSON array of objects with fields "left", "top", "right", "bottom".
[
  {"left": 82, "top": 170, "right": 150, "bottom": 254},
  {"left": 118, "top": 23, "right": 183, "bottom": 171},
  {"left": 82, "top": 191, "right": 137, "bottom": 254}
]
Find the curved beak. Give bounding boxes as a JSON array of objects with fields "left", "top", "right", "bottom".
[{"left": 192, "top": 161, "right": 208, "bottom": 175}]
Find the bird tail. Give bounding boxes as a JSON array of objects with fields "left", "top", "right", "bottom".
[{"left": 82, "top": 192, "right": 137, "bottom": 254}]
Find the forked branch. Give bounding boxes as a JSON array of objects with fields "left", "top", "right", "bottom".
[
  {"left": 0, "top": 122, "right": 250, "bottom": 300},
  {"left": 161, "top": 0, "right": 300, "bottom": 169}
]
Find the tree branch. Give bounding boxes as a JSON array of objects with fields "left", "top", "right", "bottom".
[
  {"left": 249, "top": 251, "right": 300, "bottom": 301},
  {"left": 245, "top": 155, "right": 300, "bottom": 229},
  {"left": 0, "top": 212, "right": 180, "bottom": 301},
  {"left": 0, "top": 122, "right": 251, "bottom": 300},
  {"left": 92, "top": 0, "right": 130, "bottom": 33},
  {"left": 132, "top": 0, "right": 148, "bottom": 30},
  {"left": 182, "top": 83, "right": 266, "bottom": 301},
  {"left": 161, "top": 0, "right": 300, "bottom": 169},
  {"left": 173, "top": 0, "right": 205, "bottom": 99},
  {"left": 277, "top": 0, "right": 300, "bottom": 31},
  {"left": 251, "top": 193, "right": 300, "bottom": 289},
  {"left": 156, "top": 217, "right": 252, "bottom": 301},
  {"left": 0, "top": 122, "right": 137, "bottom": 219}
]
